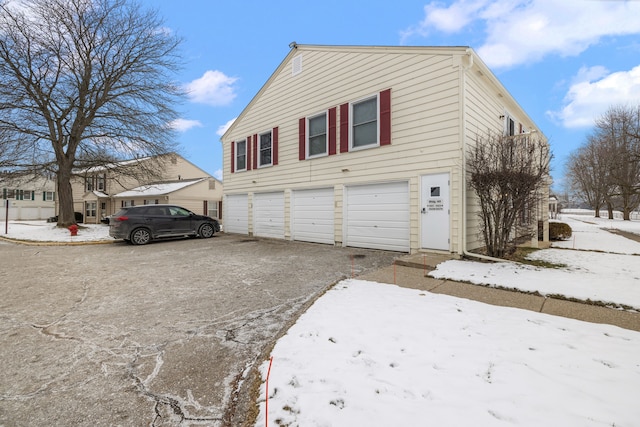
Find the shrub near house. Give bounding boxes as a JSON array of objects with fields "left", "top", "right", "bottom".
[{"left": 549, "top": 222, "right": 572, "bottom": 240}]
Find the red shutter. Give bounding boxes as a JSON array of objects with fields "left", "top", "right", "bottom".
[
  {"left": 218, "top": 200, "right": 223, "bottom": 220},
  {"left": 246, "top": 136, "right": 252, "bottom": 171},
  {"left": 328, "top": 107, "right": 337, "bottom": 155},
  {"left": 273, "top": 127, "right": 279, "bottom": 165},
  {"left": 380, "top": 88, "right": 391, "bottom": 146},
  {"left": 203, "top": 200, "right": 207, "bottom": 215},
  {"left": 340, "top": 103, "right": 349, "bottom": 153},
  {"left": 299, "top": 117, "right": 306, "bottom": 160},
  {"left": 231, "top": 141, "right": 235, "bottom": 173},
  {"left": 252, "top": 134, "right": 258, "bottom": 169}
]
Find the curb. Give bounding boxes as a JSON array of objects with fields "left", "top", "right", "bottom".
[{"left": 0, "top": 235, "right": 116, "bottom": 246}]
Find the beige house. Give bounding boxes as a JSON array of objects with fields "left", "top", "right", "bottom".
[
  {"left": 221, "top": 44, "right": 550, "bottom": 254},
  {"left": 1, "top": 174, "right": 57, "bottom": 220},
  {"left": 71, "top": 153, "right": 222, "bottom": 224}
]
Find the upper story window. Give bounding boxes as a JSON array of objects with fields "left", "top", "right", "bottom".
[
  {"left": 18, "top": 190, "right": 32, "bottom": 200},
  {"left": 235, "top": 139, "right": 247, "bottom": 172},
  {"left": 504, "top": 114, "right": 516, "bottom": 136},
  {"left": 259, "top": 130, "right": 272, "bottom": 167},
  {"left": 307, "top": 112, "right": 327, "bottom": 158},
  {"left": 351, "top": 95, "right": 379, "bottom": 150},
  {"left": 44, "top": 191, "right": 55, "bottom": 201},
  {"left": 85, "top": 176, "right": 94, "bottom": 191},
  {"left": 96, "top": 174, "right": 105, "bottom": 191}
]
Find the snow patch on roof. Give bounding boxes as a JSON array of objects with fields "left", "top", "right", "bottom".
[{"left": 113, "top": 178, "right": 205, "bottom": 198}]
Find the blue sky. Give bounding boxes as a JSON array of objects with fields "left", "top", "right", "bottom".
[{"left": 144, "top": 0, "right": 640, "bottom": 190}]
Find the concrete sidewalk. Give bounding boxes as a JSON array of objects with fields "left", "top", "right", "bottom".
[{"left": 359, "top": 253, "right": 640, "bottom": 332}]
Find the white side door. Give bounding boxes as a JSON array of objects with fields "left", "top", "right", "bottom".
[{"left": 420, "top": 173, "right": 450, "bottom": 250}]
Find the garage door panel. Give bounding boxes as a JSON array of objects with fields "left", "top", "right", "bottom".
[
  {"left": 225, "top": 194, "right": 248, "bottom": 235},
  {"left": 292, "top": 188, "right": 334, "bottom": 245},
  {"left": 345, "top": 182, "right": 410, "bottom": 252},
  {"left": 254, "top": 192, "right": 285, "bottom": 239}
]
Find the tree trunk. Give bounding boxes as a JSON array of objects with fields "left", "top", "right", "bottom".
[
  {"left": 56, "top": 165, "right": 76, "bottom": 227},
  {"left": 607, "top": 202, "right": 614, "bottom": 219}
]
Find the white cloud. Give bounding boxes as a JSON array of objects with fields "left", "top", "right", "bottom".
[
  {"left": 169, "top": 118, "right": 202, "bottom": 132},
  {"left": 547, "top": 65, "right": 640, "bottom": 128},
  {"left": 213, "top": 168, "right": 223, "bottom": 181},
  {"left": 216, "top": 117, "right": 236, "bottom": 137},
  {"left": 185, "top": 70, "right": 238, "bottom": 106},
  {"left": 405, "top": 0, "right": 640, "bottom": 69}
]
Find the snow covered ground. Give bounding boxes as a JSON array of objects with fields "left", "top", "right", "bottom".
[
  {"left": 254, "top": 215, "right": 640, "bottom": 427},
  {"left": 0, "top": 220, "right": 111, "bottom": 243},
  {"left": 431, "top": 216, "right": 640, "bottom": 309},
  {"left": 3, "top": 217, "right": 640, "bottom": 426}
]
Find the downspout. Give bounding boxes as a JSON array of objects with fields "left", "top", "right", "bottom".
[{"left": 460, "top": 49, "right": 514, "bottom": 264}]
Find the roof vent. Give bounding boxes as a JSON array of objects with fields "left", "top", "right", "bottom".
[{"left": 292, "top": 54, "right": 302, "bottom": 76}]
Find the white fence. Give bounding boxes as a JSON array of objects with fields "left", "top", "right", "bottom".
[
  {"left": 2, "top": 205, "right": 55, "bottom": 220},
  {"left": 560, "top": 209, "right": 640, "bottom": 221}
]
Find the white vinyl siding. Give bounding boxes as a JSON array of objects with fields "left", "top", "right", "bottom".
[
  {"left": 224, "top": 194, "right": 249, "bottom": 234},
  {"left": 291, "top": 188, "right": 334, "bottom": 244},
  {"left": 253, "top": 192, "right": 285, "bottom": 239},
  {"left": 344, "top": 182, "right": 410, "bottom": 252}
]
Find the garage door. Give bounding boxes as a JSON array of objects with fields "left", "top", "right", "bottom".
[
  {"left": 224, "top": 194, "right": 248, "bottom": 234},
  {"left": 292, "top": 188, "right": 335, "bottom": 244},
  {"left": 345, "top": 181, "right": 410, "bottom": 252},
  {"left": 254, "top": 192, "right": 285, "bottom": 239}
]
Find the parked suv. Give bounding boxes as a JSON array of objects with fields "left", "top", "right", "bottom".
[{"left": 109, "top": 205, "right": 220, "bottom": 245}]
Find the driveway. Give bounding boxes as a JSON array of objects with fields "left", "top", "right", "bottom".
[{"left": 0, "top": 233, "right": 397, "bottom": 426}]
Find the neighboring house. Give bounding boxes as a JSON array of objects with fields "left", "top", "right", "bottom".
[
  {"left": 112, "top": 178, "right": 222, "bottom": 219},
  {"left": 220, "top": 44, "right": 550, "bottom": 254},
  {"left": 70, "top": 153, "right": 222, "bottom": 224},
  {"left": 0, "top": 174, "right": 56, "bottom": 220}
]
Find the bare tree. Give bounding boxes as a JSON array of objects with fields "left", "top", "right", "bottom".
[
  {"left": 467, "top": 131, "right": 551, "bottom": 258},
  {"left": 0, "top": 0, "right": 184, "bottom": 226},
  {"left": 593, "top": 105, "right": 640, "bottom": 220},
  {"left": 566, "top": 135, "right": 612, "bottom": 218}
]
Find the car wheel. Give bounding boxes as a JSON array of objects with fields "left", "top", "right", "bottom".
[
  {"left": 131, "top": 228, "right": 152, "bottom": 245},
  {"left": 198, "top": 223, "right": 215, "bottom": 238}
]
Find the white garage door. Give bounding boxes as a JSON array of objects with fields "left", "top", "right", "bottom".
[
  {"left": 292, "top": 188, "right": 335, "bottom": 244},
  {"left": 345, "top": 181, "right": 410, "bottom": 252},
  {"left": 254, "top": 192, "right": 285, "bottom": 239},
  {"left": 224, "top": 194, "right": 248, "bottom": 234}
]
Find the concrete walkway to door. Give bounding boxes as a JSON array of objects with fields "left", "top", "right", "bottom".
[{"left": 359, "top": 253, "right": 640, "bottom": 332}]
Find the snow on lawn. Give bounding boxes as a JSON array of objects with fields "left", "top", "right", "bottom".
[
  {"left": 551, "top": 215, "right": 640, "bottom": 254},
  {"left": 0, "top": 220, "right": 111, "bottom": 243},
  {"left": 255, "top": 280, "right": 640, "bottom": 427},
  {"left": 430, "top": 215, "right": 640, "bottom": 309}
]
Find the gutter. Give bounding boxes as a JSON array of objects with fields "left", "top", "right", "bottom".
[{"left": 459, "top": 49, "right": 514, "bottom": 264}]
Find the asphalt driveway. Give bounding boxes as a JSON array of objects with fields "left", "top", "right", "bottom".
[{"left": 0, "top": 233, "right": 397, "bottom": 426}]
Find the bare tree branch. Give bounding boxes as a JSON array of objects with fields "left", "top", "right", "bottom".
[
  {"left": 0, "top": 0, "right": 184, "bottom": 226},
  {"left": 467, "top": 131, "right": 551, "bottom": 258}
]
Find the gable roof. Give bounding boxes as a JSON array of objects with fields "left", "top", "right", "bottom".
[
  {"left": 112, "top": 178, "right": 206, "bottom": 198},
  {"left": 221, "top": 44, "right": 544, "bottom": 143},
  {"left": 221, "top": 44, "right": 473, "bottom": 141}
]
